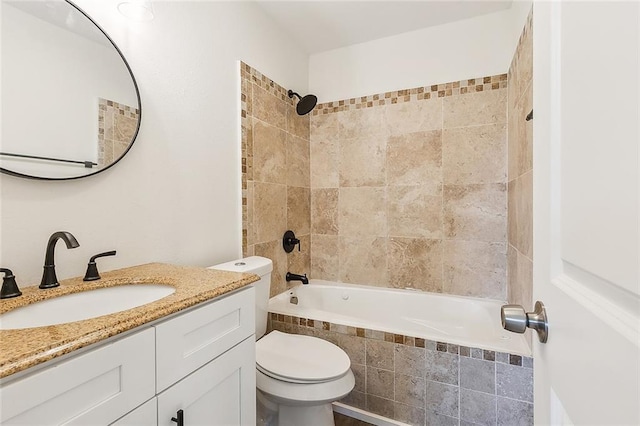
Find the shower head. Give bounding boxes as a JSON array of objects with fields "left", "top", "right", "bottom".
[{"left": 288, "top": 89, "right": 317, "bottom": 116}]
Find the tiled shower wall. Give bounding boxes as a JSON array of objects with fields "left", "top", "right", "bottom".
[
  {"left": 309, "top": 76, "right": 509, "bottom": 299},
  {"left": 240, "top": 63, "right": 311, "bottom": 297},
  {"left": 97, "top": 98, "right": 139, "bottom": 167},
  {"left": 507, "top": 11, "right": 534, "bottom": 325}
]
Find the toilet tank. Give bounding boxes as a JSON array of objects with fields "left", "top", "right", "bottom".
[{"left": 209, "top": 256, "right": 273, "bottom": 339}]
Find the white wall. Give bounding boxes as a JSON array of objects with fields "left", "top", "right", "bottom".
[
  {"left": 0, "top": 0, "right": 308, "bottom": 286},
  {"left": 2, "top": 3, "right": 137, "bottom": 177},
  {"left": 309, "top": 2, "right": 532, "bottom": 102}
]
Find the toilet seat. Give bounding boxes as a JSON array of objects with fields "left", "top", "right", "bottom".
[{"left": 256, "top": 331, "right": 351, "bottom": 384}]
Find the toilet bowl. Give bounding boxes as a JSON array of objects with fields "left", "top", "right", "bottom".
[{"left": 210, "top": 257, "right": 354, "bottom": 426}]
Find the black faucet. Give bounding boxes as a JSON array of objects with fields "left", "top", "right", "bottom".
[
  {"left": 286, "top": 272, "right": 308, "bottom": 285},
  {"left": 40, "top": 231, "right": 80, "bottom": 289}
]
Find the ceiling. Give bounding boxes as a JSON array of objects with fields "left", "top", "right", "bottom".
[{"left": 255, "top": 0, "right": 513, "bottom": 54}]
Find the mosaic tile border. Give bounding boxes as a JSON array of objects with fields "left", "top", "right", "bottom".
[
  {"left": 98, "top": 97, "right": 140, "bottom": 119},
  {"left": 508, "top": 7, "right": 533, "bottom": 85},
  {"left": 311, "top": 73, "right": 508, "bottom": 116},
  {"left": 240, "top": 61, "right": 295, "bottom": 106},
  {"left": 269, "top": 312, "right": 532, "bottom": 367}
]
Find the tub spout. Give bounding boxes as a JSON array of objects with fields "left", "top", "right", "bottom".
[{"left": 286, "top": 272, "right": 308, "bottom": 285}]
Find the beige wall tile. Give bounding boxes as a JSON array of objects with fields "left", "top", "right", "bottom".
[
  {"left": 310, "top": 137, "right": 339, "bottom": 188},
  {"left": 245, "top": 122, "right": 254, "bottom": 181},
  {"left": 442, "top": 124, "right": 507, "bottom": 185},
  {"left": 246, "top": 182, "right": 255, "bottom": 246},
  {"left": 507, "top": 179, "right": 517, "bottom": 248},
  {"left": 252, "top": 84, "right": 286, "bottom": 129},
  {"left": 286, "top": 134, "right": 310, "bottom": 187},
  {"left": 254, "top": 182, "right": 287, "bottom": 244},
  {"left": 388, "top": 237, "right": 443, "bottom": 292},
  {"left": 507, "top": 244, "right": 519, "bottom": 304},
  {"left": 311, "top": 234, "right": 339, "bottom": 280},
  {"left": 443, "top": 89, "right": 507, "bottom": 129},
  {"left": 388, "top": 185, "right": 442, "bottom": 239},
  {"left": 443, "top": 184, "right": 507, "bottom": 242},
  {"left": 286, "top": 106, "right": 310, "bottom": 140},
  {"left": 288, "top": 234, "right": 311, "bottom": 276},
  {"left": 253, "top": 120, "right": 287, "bottom": 184},
  {"left": 387, "top": 130, "right": 442, "bottom": 189},
  {"left": 339, "top": 107, "right": 388, "bottom": 139},
  {"left": 516, "top": 82, "right": 533, "bottom": 176},
  {"left": 114, "top": 115, "right": 137, "bottom": 144},
  {"left": 443, "top": 240, "right": 507, "bottom": 299},
  {"left": 339, "top": 236, "right": 388, "bottom": 286},
  {"left": 516, "top": 171, "right": 533, "bottom": 259},
  {"left": 508, "top": 172, "right": 533, "bottom": 259},
  {"left": 507, "top": 97, "right": 521, "bottom": 182},
  {"left": 515, "top": 23, "right": 533, "bottom": 100},
  {"left": 518, "top": 250, "right": 533, "bottom": 314},
  {"left": 254, "top": 239, "right": 288, "bottom": 297},
  {"left": 339, "top": 187, "right": 387, "bottom": 237},
  {"left": 508, "top": 244, "right": 533, "bottom": 308},
  {"left": 384, "top": 98, "right": 443, "bottom": 135},
  {"left": 311, "top": 188, "right": 339, "bottom": 235},
  {"left": 287, "top": 186, "right": 310, "bottom": 235},
  {"left": 340, "top": 136, "right": 387, "bottom": 187},
  {"left": 310, "top": 112, "right": 339, "bottom": 142}
]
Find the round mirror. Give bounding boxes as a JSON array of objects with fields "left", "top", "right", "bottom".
[{"left": 1, "top": 0, "right": 141, "bottom": 180}]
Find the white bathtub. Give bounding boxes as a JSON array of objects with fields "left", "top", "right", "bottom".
[{"left": 269, "top": 280, "right": 531, "bottom": 356}]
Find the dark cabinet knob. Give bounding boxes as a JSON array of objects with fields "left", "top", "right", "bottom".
[{"left": 171, "top": 409, "right": 184, "bottom": 426}]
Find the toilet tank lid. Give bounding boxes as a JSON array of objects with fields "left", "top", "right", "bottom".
[{"left": 208, "top": 256, "right": 273, "bottom": 277}]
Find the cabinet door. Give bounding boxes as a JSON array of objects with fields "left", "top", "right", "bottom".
[
  {"left": 157, "top": 336, "right": 256, "bottom": 426},
  {"left": 111, "top": 398, "right": 157, "bottom": 426},
  {"left": 155, "top": 287, "right": 254, "bottom": 392},
  {"left": 0, "top": 328, "right": 155, "bottom": 425}
]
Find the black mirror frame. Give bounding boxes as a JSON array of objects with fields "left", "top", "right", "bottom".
[{"left": 0, "top": 0, "right": 142, "bottom": 181}]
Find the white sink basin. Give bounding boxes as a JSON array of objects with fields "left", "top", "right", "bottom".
[{"left": 0, "top": 284, "right": 175, "bottom": 330}]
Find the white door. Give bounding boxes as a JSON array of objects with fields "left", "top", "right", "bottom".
[{"left": 533, "top": 2, "right": 639, "bottom": 425}]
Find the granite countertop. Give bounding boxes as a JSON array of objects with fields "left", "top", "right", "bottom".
[{"left": 0, "top": 263, "right": 259, "bottom": 379}]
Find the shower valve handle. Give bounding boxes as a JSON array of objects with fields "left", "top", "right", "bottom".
[{"left": 283, "top": 230, "right": 301, "bottom": 253}]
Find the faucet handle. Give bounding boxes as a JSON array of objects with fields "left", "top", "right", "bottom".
[
  {"left": 83, "top": 251, "right": 116, "bottom": 281},
  {"left": 283, "top": 230, "right": 301, "bottom": 253},
  {"left": 0, "top": 268, "right": 22, "bottom": 299}
]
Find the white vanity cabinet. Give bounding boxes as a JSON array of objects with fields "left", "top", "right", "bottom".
[
  {"left": 154, "top": 286, "right": 256, "bottom": 426},
  {"left": 0, "top": 287, "right": 256, "bottom": 426},
  {"left": 0, "top": 327, "right": 156, "bottom": 425}
]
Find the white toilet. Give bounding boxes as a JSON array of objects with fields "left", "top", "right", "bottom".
[{"left": 210, "top": 256, "right": 354, "bottom": 426}]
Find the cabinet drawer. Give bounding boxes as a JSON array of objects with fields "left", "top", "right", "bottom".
[
  {"left": 155, "top": 287, "right": 255, "bottom": 392},
  {"left": 0, "top": 327, "right": 155, "bottom": 425}
]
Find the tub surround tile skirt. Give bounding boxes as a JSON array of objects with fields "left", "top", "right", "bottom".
[
  {"left": 270, "top": 313, "right": 533, "bottom": 426},
  {"left": 241, "top": 62, "right": 311, "bottom": 297}
]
